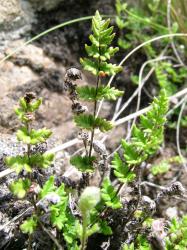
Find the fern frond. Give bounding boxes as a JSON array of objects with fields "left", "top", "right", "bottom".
[
  {"left": 112, "top": 90, "right": 168, "bottom": 184},
  {"left": 101, "top": 178, "right": 122, "bottom": 209},
  {"left": 80, "top": 58, "right": 98, "bottom": 75},
  {"left": 80, "top": 10, "right": 122, "bottom": 76},
  {"left": 70, "top": 155, "right": 96, "bottom": 172},
  {"left": 74, "top": 114, "right": 113, "bottom": 132},
  {"left": 77, "top": 85, "right": 124, "bottom": 101},
  {"left": 112, "top": 153, "right": 136, "bottom": 183},
  {"left": 17, "top": 127, "right": 52, "bottom": 145}
]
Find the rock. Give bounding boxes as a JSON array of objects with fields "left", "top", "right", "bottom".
[
  {"left": 165, "top": 207, "right": 178, "bottom": 219},
  {"left": 0, "top": 0, "right": 22, "bottom": 30},
  {"left": 0, "top": 0, "right": 34, "bottom": 43},
  {"left": 29, "top": 0, "right": 64, "bottom": 11}
]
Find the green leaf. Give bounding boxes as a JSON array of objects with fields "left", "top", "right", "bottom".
[
  {"left": 39, "top": 176, "right": 55, "bottom": 198},
  {"left": 100, "top": 62, "right": 122, "bottom": 75},
  {"left": 15, "top": 97, "right": 42, "bottom": 122},
  {"left": 122, "top": 243, "right": 134, "bottom": 250},
  {"left": 28, "top": 98, "right": 42, "bottom": 112},
  {"left": 74, "top": 114, "right": 113, "bottom": 132},
  {"left": 89, "top": 34, "right": 100, "bottom": 47},
  {"left": 10, "top": 178, "right": 31, "bottom": 198},
  {"left": 151, "top": 161, "right": 170, "bottom": 175},
  {"left": 101, "top": 178, "right": 122, "bottom": 209},
  {"left": 30, "top": 153, "right": 54, "bottom": 169},
  {"left": 77, "top": 85, "right": 124, "bottom": 101},
  {"left": 122, "top": 140, "right": 142, "bottom": 165},
  {"left": 70, "top": 155, "right": 96, "bottom": 172},
  {"left": 112, "top": 153, "right": 136, "bottom": 183},
  {"left": 116, "top": 16, "right": 127, "bottom": 29},
  {"left": 80, "top": 58, "right": 98, "bottom": 75},
  {"left": 50, "top": 198, "right": 69, "bottom": 230},
  {"left": 118, "top": 38, "right": 131, "bottom": 50},
  {"left": 99, "top": 220, "right": 112, "bottom": 235},
  {"left": 63, "top": 214, "right": 81, "bottom": 247},
  {"left": 5, "top": 155, "right": 31, "bottom": 173},
  {"left": 100, "top": 46, "right": 119, "bottom": 60},
  {"left": 19, "top": 97, "right": 27, "bottom": 111},
  {"left": 6, "top": 153, "right": 54, "bottom": 173},
  {"left": 20, "top": 216, "right": 37, "bottom": 234},
  {"left": 82, "top": 10, "right": 121, "bottom": 76},
  {"left": 85, "top": 44, "right": 100, "bottom": 59},
  {"left": 17, "top": 127, "right": 52, "bottom": 145},
  {"left": 14, "top": 108, "right": 30, "bottom": 123},
  {"left": 86, "top": 223, "right": 100, "bottom": 237},
  {"left": 100, "top": 33, "right": 115, "bottom": 46},
  {"left": 117, "top": 90, "right": 168, "bottom": 170}
]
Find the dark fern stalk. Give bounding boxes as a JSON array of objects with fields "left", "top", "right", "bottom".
[{"left": 88, "top": 70, "right": 100, "bottom": 159}]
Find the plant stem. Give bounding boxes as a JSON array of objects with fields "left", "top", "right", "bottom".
[
  {"left": 122, "top": 166, "right": 142, "bottom": 227},
  {"left": 26, "top": 121, "right": 34, "bottom": 250},
  {"left": 26, "top": 122, "right": 31, "bottom": 158},
  {"left": 88, "top": 39, "right": 101, "bottom": 159},
  {"left": 28, "top": 234, "right": 32, "bottom": 250},
  {"left": 81, "top": 215, "right": 88, "bottom": 250},
  {"left": 88, "top": 75, "right": 100, "bottom": 158}
]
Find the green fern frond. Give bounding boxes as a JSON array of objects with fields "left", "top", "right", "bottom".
[
  {"left": 112, "top": 153, "right": 136, "bottom": 183},
  {"left": 70, "top": 155, "right": 96, "bottom": 172},
  {"left": 17, "top": 127, "right": 52, "bottom": 145},
  {"left": 80, "top": 58, "right": 98, "bottom": 75},
  {"left": 10, "top": 179, "right": 31, "bottom": 199},
  {"left": 77, "top": 85, "right": 124, "bottom": 101},
  {"left": 74, "top": 114, "right": 113, "bottom": 132},
  {"left": 112, "top": 90, "right": 168, "bottom": 184},
  {"left": 80, "top": 10, "right": 122, "bottom": 76},
  {"left": 101, "top": 178, "right": 122, "bottom": 209}
]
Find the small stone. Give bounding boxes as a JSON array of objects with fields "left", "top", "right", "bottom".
[
  {"left": 141, "top": 196, "right": 156, "bottom": 214},
  {"left": 92, "top": 140, "right": 107, "bottom": 157},
  {"left": 45, "top": 193, "right": 61, "bottom": 204},
  {"left": 165, "top": 207, "right": 178, "bottom": 219}
]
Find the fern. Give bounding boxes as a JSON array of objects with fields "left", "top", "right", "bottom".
[
  {"left": 67, "top": 11, "right": 122, "bottom": 175},
  {"left": 70, "top": 155, "right": 96, "bottom": 172},
  {"left": 6, "top": 93, "right": 54, "bottom": 196},
  {"left": 112, "top": 90, "right": 168, "bottom": 183},
  {"left": 166, "top": 215, "right": 187, "bottom": 249},
  {"left": 155, "top": 62, "right": 187, "bottom": 96},
  {"left": 112, "top": 153, "right": 136, "bottom": 183},
  {"left": 81, "top": 11, "right": 122, "bottom": 76},
  {"left": 17, "top": 127, "right": 52, "bottom": 145},
  {"left": 77, "top": 85, "right": 123, "bottom": 101},
  {"left": 101, "top": 178, "right": 122, "bottom": 209},
  {"left": 74, "top": 114, "right": 113, "bottom": 132}
]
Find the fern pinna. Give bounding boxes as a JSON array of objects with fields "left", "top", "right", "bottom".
[{"left": 65, "top": 11, "right": 123, "bottom": 180}]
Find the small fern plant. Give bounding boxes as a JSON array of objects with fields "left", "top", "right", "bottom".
[
  {"left": 110, "top": 90, "right": 169, "bottom": 247},
  {"left": 5, "top": 93, "right": 54, "bottom": 248},
  {"left": 65, "top": 11, "right": 123, "bottom": 183},
  {"left": 6, "top": 93, "right": 54, "bottom": 199},
  {"left": 112, "top": 89, "right": 168, "bottom": 184}
]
